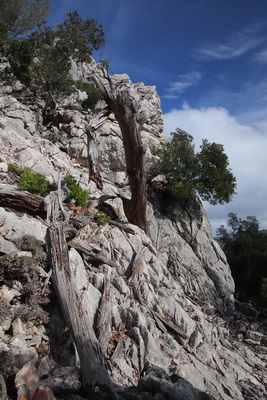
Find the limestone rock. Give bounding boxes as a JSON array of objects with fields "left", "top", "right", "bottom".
[
  {"left": 0, "top": 374, "right": 8, "bottom": 400},
  {"left": 0, "top": 207, "right": 47, "bottom": 242},
  {"left": 0, "top": 236, "right": 19, "bottom": 255},
  {"left": 0, "top": 57, "right": 267, "bottom": 400},
  {"left": 15, "top": 361, "right": 39, "bottom": 400}
]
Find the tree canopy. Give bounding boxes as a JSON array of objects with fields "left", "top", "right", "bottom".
[
  {"left": 0, "top": 0, "right": 51, "bottom": 39},
  {"left": 156, "top": 128, "right": 237, "bottom": 205},
  {"left": 216, "top": 213, "right": 267, "bottom": 308},
  {"left": 29, "top": 11, "right": 105, "bottom": 95},
  {"left": 1, "top": 4, "right": 105, "bottom": 97}
]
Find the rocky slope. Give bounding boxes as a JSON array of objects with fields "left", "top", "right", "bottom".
[{"left": 0, "top": 58, "right": 267, "bottom": 400}]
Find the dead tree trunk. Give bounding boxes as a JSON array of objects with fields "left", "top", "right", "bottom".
[
  {"left": 46, "top": 193, "right": 115, "bottom": 395},
  {"left": 0, "top": 189, "right": 44, "bottom": 214},
  {"left": 91, "top": 67, "right": 148, "bottom": 232}
]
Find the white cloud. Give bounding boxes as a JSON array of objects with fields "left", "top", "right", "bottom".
[
  {"left": 163, "top": 71, "right": 202, "bottom": 99},
  {"left": 196, "top": 23, "right": 265, "bottom": 61},
  {"left": 163, "top": 106, "right": 267, "bottom": 234}
]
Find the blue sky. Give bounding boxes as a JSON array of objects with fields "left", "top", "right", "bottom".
[{"left": 48, "top": 0, "right": 267, "bottom": 232}]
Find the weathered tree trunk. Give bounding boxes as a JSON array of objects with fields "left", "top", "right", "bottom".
[
  {"left": 48, "top": 224, "right": 112, "bottom": 390},
  {"left": 91, "top": 67, "right": 148, "bottom": 232},
  {"left": 0, "top": 189, "right": 45, "bottom": 214},
  {"left": 1, "top": 187, "right": 115, "bottom": 392},
  {"left": 46, "top": 193, "right": 117, "bottom": 396}
]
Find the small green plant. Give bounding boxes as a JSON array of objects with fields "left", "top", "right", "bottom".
[
  {"left": 65, "top": 174, "right": 89, "bottom": 207},
  {"left": 8, "top": 163, "right": 51, "bottom": 197},
  {"left": 95, "top": 211, "right": 111, "bottom": 225},
  {"left": 81, "top": 84, "right": 103, "bottom": 110},
  {"left": 16, "top": 235, "right": 47, "bottom": 263},
  {"left": 0, "top": 252, "right": 51, "bottom": 324},
  {"left": 8, "top": 162, "right": 22, "bottom": 174},
  {"left": 43, "top": 131, "right": 59, "bottom": 143}
]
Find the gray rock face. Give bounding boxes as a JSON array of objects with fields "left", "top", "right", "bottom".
[{"left": 0, "top": 58, "right": 266, "bottom": 400}]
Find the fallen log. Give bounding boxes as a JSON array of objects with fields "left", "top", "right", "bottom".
[
  {"left": 46, "top": 194, "right": 118, "bottom": 397},
  {"left": 0, "top": 189, "right": 45, "bottom": 214}
]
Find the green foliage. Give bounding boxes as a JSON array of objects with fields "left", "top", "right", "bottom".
[
  {"left": 42, "top": 131, "right": 59, "bottom": 143},
  {"left": 157, "top": 128, "right": 236, "bottom": 205},
  {"left": 65, "top": 175, "right": 89, "bottom": 207},
  {"left": 9, "top": 38, "right": 35, "bottom": 86},
  {"left": 216, "top": 213, "right": 267, "bottom": 308},
  {"left": 0, "top": 252, "right": 50, "bottom": 324},
  {"left": 8, "top": 162, "right": 22, "bottom": 174},
  {"left": 1, "top": 6, "right": 105, "bottom": 99},
  {"left": 8, "top": 163, "right": 51, "bottom": 197},
  {"left": 16, "top": 235, "right": 47, "bottom": 263},
  {"left": 157, "top": 129, "right": 200, "bottom": 203},
  {"left": 95, "top": 211, "right": 111, "bottom": 225},
  {"left": 56, "top": 11, "right": 105, "bottom": 62},
  {"left": 34, "top": 37, "right": 75, "bottom": 95},
  {"left": 0, "top": 0, "right": 51, "bottom": 38},
  {"left": 197, "top": 140, "right": 236, "bottom": 204},
  {"left": 28, "top": 11, "right": 105, "bottom": 96},
  {"left": 81, "top": 84, "right": 103, "bottom": 110}
]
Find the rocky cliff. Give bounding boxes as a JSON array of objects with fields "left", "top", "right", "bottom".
[{"left": 0, "top": 58, "right": 266, "bottom": 400}]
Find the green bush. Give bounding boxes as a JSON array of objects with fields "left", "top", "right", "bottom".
[
  {"left": 217, "top": 213, "right": 267, "bottom": 308},
  {"left": 8, "top": 163, "right": 51, "bottom": 196},
  {"left": 95, "top": 211, "right": 111, "bottom": 225},
  {"left": 65, "top": 174, "right": 89, "bottom": 207},
  {"left": 82, "top": 85, "right": 103, "bottom": 110},
  {"left": 156, "top": 128, "right": 236, "bottom": 205},
  {"left": 9, "top": 38, "right": 35, "bottom": 87},
  {"left": 16, "top": 235, "right": 47, "bottom": 263},
  {"left": 8, "top": 163, "right": 22, "bottom": 174},
  {"left": 0, "top": 253, "right": 50, "bottom": 324}
]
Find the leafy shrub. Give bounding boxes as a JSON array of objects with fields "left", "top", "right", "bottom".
[
  {"left": 95, "top": 211, "right": 111, "bottom": 225},
  {"left": 8, "top": 163, "right": 22, "bottom": 174},
  {"left": 217, "top": 213, "right": 267, "bottom": 308},
  {"left": 28, "top": 11, "right": 105, "bottom": 97},
  {"left": 8, "top": 163, "right": 51, "bottom": 196},
  {"left": 156, "top": 128, "right": 236, "bottom": 205},
  {"left": 35, "top": 41, "right": 76, "bottom": 95},
  {"left": 0, "top": 252, "right": 50, "bottom": 324},
  {"left": 82, "top": 85, "right": 103, "bottom": 110},
  {"left": 9, "top": 38, "right": 35, "bottom": 87},
  {"left": 42, "top": 131, "right": 59, "bottom": 143},
  {"left": 65, "top": 174, "right": 89, "bottom": 207},
  {"left": 16, "top": 235, "right": 47, "bottom": 263}
]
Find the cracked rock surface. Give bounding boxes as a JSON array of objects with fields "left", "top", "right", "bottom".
[{"left": 0, "top": 58, "right": 266, "bottom": 400}]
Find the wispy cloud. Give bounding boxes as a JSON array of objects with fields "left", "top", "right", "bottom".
[
  {"left": 163, "top": 71, "right": 202, "bottom": 99},
  {"left": 196, "top": 23, "right": 265, "bottom": 61},
  {"left": 255, "top": 48, "right": 267, "bottom": 63}
]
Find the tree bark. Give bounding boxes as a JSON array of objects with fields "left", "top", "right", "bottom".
[
  {"left": 46, "top": 193, "right": 117, "bottom": 396},
  {"left": 48, "top": 223, "right": 112, "bottom": 391},
  {"left": 0, "top": 189, "right": 45, "bottom": 215},
  {"left": 91, "top": 67, "right": 148, "bottom": 232}
]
